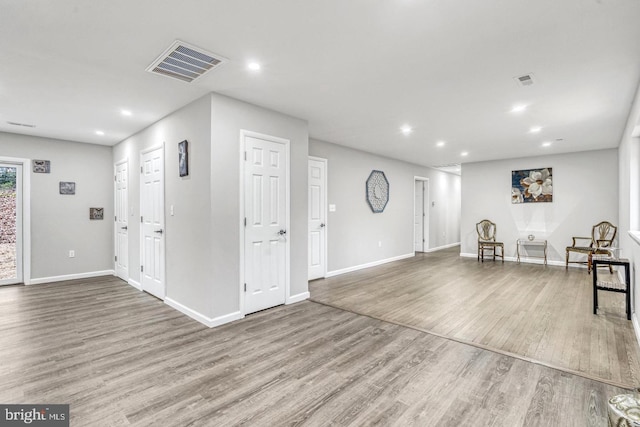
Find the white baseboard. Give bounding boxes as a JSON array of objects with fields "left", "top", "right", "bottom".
[
  {"left": 424, "top": 242, "right": 460, "bottom": 253},
  {"left": 287, "top": 291, "right": 310, "bottom": 304},
  {"left": 164, "top": 297, "right": 244, "bottom": 328},
  {"left": 460, "top": 252, "right": 567, "bottom": 267},
  {"left": 326, "top": 253, "right": 415, "bottom": 278},
  {"left": 29, "top": 270, "right": 115, "bottom": 285},
  {"left": 128, "top": 278, "right": 142, "bottom": 290}
]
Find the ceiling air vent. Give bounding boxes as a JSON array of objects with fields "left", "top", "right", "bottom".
[
  {"left": 146, "top": 40, "right": 226, "bottom": 83},
  {"left": 514, "top": 73, "right": 536, "bottom": 87}
]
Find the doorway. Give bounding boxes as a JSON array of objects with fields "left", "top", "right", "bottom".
[
  {"left": 308, "top": 156, "right": 327, "bottom": 280},
  {"left": 241, "top": 130, "right": 290, "bottom": 315},
  {"left": 0, "top": 163, "right": 22, "bottom": 285},
  {"left": 414, "top": 178, "right": 429, "bottom": 253},
  {"left": 114, "top": 160, "right": 129, "bottom": 281},
  {"left": 140, "top": 147, "right": 165, "bottom": 299}
]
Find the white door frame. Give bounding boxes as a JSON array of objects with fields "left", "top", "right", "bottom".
[
  {"left": 308, "top": 156, "right": 328, "bottom": 280},
  {"left": 114, "top": 158, "right": 128, "bottom": 282},
  {"left": 239, "top": 130, "right": 291, "bottom": 315},
  {"left": 139, "top": 145, "right": 166, "bottom": 299},
  {"left": 414, "top": 176, "right": 430, "bottom": 252},
  {"left": 0, "top": 156, "right": 30, "bottom": 285}
]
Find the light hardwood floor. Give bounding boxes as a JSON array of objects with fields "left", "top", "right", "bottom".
[
  {"left": 310, "top": 246, "right": 640, "bottom": 389},
  {"left": 0, "top": 275, "right": 631, "bottom": 426}
]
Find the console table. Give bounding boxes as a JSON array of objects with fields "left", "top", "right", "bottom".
[
  {"left": 516, "top": 239, "right": 547, "bottom": 265},
  {"left": 592, "top": 256, "right": 631, "bottom": 320}
]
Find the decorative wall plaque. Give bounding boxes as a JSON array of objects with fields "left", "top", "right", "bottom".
[{"left": 366, "top": 170, "right": 389, "bottom": 213}]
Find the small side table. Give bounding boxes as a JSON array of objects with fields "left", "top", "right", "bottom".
[
  {"left": 593, "top": 256, "right": 631, "bottom": 320},
  {"left": 516, "top": 239, "right": 547, "bottom": 265}
]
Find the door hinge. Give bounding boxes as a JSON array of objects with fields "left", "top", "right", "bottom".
[
  {"left": 140, "top": 166, "right": 143, "bottom": 174},
  {"left": 244, "top": 217, "right": 247, "bottom": 227},
  {"left": 115, "top": 255, "right": 117, "bottom": 262},
  {"left": 141, "top": 265, "right": 144, "bottom": 272},
  {"left": 115, "top": 215, "right": 117, "bottom": 222},
  {"left": 244, "top": 151, "right": 247, "bottom": 161},
  {"left": 244, "top": 283, "right": 247, "bottom": 292},
  {"left": 141, "top": 216, "right": 143, "bottom": 223},
  {"left": 114, "top": 175, "right": 116, "bottom": 182}
]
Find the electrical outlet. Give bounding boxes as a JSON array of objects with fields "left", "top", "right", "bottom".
[
  {"left": 69, "top": 250, "right": 75, "bottom": 258},
  {"left": 378, "top": 241, "right": 382, "bottom": 247}
]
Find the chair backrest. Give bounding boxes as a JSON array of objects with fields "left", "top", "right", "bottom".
[
  {"left": 476, "top": 219, "right": 497, "bottom": 242},
  {"left": 592, "top": 221, "right": 617, "bottom": 247}
]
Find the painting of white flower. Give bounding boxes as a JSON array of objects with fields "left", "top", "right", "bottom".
[{"left": 511, "top": 168, "right": 553, "bottom": 203}]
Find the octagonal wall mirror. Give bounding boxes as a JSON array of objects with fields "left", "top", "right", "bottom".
[{"left": 366, "top": 170, "right": 389, "bottom": 213}]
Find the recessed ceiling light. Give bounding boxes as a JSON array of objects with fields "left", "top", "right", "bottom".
[
  {"left": 248, "top": 62, "right": 261, "bottom": 71},
  {"left": 436, "top": 141, "right": 446, "bottom": 147},
  {"left": 400, "top": 125, "right": 413, "bottom": 135},
  {"left": 542, "top": 141, "right": 552, "bottom": 147},
  {"left": 511, "top": 104, "right": 527, "bottom": 113},
  {"left": 121, "top": 109, "right": 132, "bottom": 116},
  {"left": 95, "top": 130, "right": 105, "bottom": 136},
  {"left": 461, "top": 151, "right": 468, "bottom": 156},
  {"left": 529, "top": 126, "right": 542, "bottom": 133}
]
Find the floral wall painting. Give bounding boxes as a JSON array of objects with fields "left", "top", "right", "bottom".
[{"left": 511, "top": 168, "right": 553, "bottom": 203}]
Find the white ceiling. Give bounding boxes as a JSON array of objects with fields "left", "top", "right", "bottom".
[{"left": 1, "top": 0, "right": 639, "bottom": 168}]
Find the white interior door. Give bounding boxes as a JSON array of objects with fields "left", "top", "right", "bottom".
[
  {"left": 308, "top": 157, "right": 327, "bottom": 280},
  {"left": 243, "top": 133, "right": 289, "bottom": 315},
  {"left": 0, "top": 163, "right": 22, "bottom": 285},
  {"left": 414, "top": 180, "right": 424, "bottom": 252},
  {"left": 140, "top": 148, "right": 165, "bottom": 299},
  {"left": 115, "top": 160, "right": 129, "bottom": 281}
]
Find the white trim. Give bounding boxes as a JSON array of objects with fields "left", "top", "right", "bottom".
[
  {"left": 0, "top": 156, "right": 31, "bottom": 285},
  {"left": 459, "top": 252, "right": 568, "bottom": 267},
  {"left": 29, "top": 270, "right": 115, "bottom": 285},
  {"left": 326, "top": 253, "right": 414, "bottom": 278},
  {"left": 629, "top": 230, "right": 640, "bottom": 246},
  {"left": 424, "top": 242, "right": 460, "bottom": 252},
  {"left": 239, "top": 130, "right": 291, "bottom": 315},
  {"left": 308, "top": 156, "right": 328, "bottom": 280},
  {"left": 413, "top": 176, "right": 430, "bottom": 252},
  {"left": 127, "top": 278, "right": 142, "bottom": 291},
  {"left": 287, "top": 291, "right": 310, "bottom": 304},
  {"left": 165, "top": 297, "right": 244, "bottom": 328}
]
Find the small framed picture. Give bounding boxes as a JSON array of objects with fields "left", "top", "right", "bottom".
[
  {"left": 33, "top": 160, "right": 51, "bottom": 173},
  {"left": 59, "top": 181, "right": 76, "bottom": 195},
  {"left": 89, "top": 207, "right": 104, "bottom": 220},
  {"left": 178, "top": 140, "right": 188, "bottom": 177}
]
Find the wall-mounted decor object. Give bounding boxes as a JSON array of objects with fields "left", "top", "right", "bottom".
[
  {"left": 89, "top": 207, "right": 104, "bottom": 220},
  {"left": 366, "top": 170, "right": 389, "bottom": 213},
  {"left": 178, "top": 140, "right": 188, "bottom": 177},
  {"left": 59, "top": 181, "right": 76, "bottom": 195},
  {"left": 511, "top": 167, "right": 552, "bottom": 203},
  {"left": 32, "top": 160, "right": 50, "bottom": 173}
]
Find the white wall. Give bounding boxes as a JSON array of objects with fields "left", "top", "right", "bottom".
[
  {"left": 0, "top": 132, "right": 114, "bottom": 280},
  {"left": 461, "top": 149, "right": 618, "bottom": 264},
  {"left": 309, "top": 139, "right": 461, "bottom": 274},
  {"left": 112, "top": 93, "right": 309, "bottom": 323},
  {"left": 617, "top": 80, "right": 640, "bottom": 335}
]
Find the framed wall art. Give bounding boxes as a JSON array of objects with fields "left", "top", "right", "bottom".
[
  {"left": 33, "top": 160, "right": 51, "bottom": 173},
  {"left": 178, "top": 140, "right": 188, "bottom": 177},
  {"left": 89, "top": 207, "right": 104, "bottom": 220},
  {"left": 59, "top": 181, "right": 76, "bottom": 195},
  {"left": 366, "top": 170, "right": 389, "bottom": 213},
  {"left": 511, "top": 167, "right": 553, "bottom": 203}
]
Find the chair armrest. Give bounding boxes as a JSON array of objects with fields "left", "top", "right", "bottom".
[{"left": 571, "top": 237, "right": 592, "bottom": 247}]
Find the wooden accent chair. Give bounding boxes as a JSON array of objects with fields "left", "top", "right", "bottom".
[
  {"left": 565, "top": 221, "right": 617, "bottom": 273},
  {"left": 476, "top": 219, "right": 504, "bottom": 263}
]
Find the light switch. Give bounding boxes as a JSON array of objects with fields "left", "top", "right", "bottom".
[
  {"left": 329, "top": 204, "right": 336, "bottom": 212},
  {"left": 170, "top": 205, "right": 174, "bottom": 216}
]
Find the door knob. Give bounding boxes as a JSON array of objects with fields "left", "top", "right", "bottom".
[
  {"left": 278, "top": 229, "right": 287, "bottom": 235},
  {"left": 154, "top": 229, "right": 163, "bottom": 234},
  {"left": 121, "top": 226, "right": 128, "bottom": 230},
  {"left": 320, "top": 223, "right": 326, "bottom": 228}
]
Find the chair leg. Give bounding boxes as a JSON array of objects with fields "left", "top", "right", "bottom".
[
  {"left": 587, "top": 253, "right": 592, "bottom": 274},
  {"left": 565, "top": 250, "right": 569, "bottom": 270}
]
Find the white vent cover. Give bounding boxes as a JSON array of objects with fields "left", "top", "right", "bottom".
[
  {"left": 514, "top": 73, "right": 536, "bottom": 87},
  {"left": 146, "top": 40, "right": 226, "bottom": 83}
]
